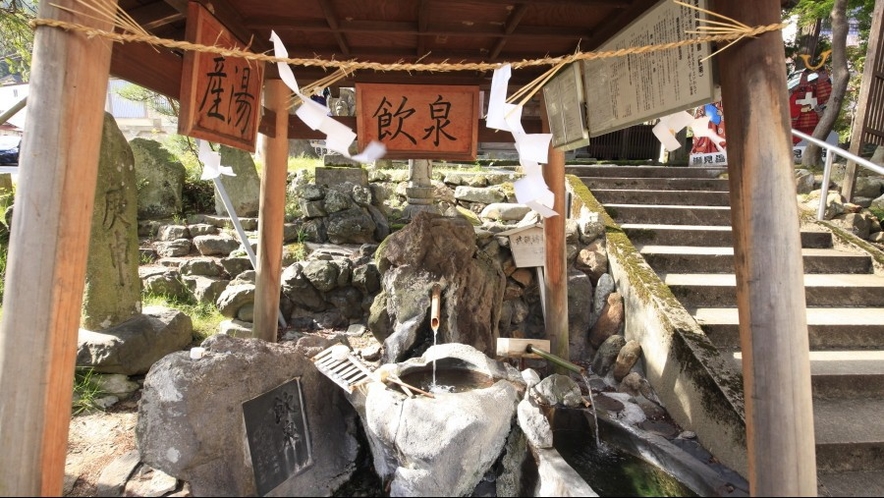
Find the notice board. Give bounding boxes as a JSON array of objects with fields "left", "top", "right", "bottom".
[
  {"left": 356, "top": 83, "right": 479, "bottom": 160},
  {"left": 542, "top": 63, "right": 590, "bottom": 151},
  {"left": 583, "top": 0, "right": 716, "bottom": 137},
  {"left": 178, "top": 2, "right": 265, "bottom": 152}
]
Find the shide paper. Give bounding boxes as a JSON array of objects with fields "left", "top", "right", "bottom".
[
  {"left": 653, "top": 110, "right": 725, "bottom": 152},
  {"left": 270, "top": 31, "right": 386, "bottom": 163},
  {"left": 486, "top": 64, "right": 557, "bottom": 218},
  {"left": 198, "top": 139, "right": 236, "bottom": 180}
]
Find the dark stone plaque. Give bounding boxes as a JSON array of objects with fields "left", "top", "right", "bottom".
[{"left": 243, "top": 377, "right": 313, "bottom": 496}]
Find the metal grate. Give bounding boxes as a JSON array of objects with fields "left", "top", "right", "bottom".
[{"left": 311, "top": 345, "right": 374, "bottom": 393}]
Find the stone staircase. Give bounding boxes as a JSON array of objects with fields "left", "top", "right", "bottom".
[{"left": 571, "top": 164, "right": 884, "bottom": 496}]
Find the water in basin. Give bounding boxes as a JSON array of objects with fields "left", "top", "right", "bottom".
[{"left": 555, "top": 428, "right": 698, "bottom": 497}]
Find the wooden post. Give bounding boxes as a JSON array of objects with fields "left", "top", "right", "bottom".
[
  {"left": 0, "top": 0, "right": 118, "bottom": 495},
  {"left": 713, "top": 1, "right": 817, "bottom": 495},
  {"left": 842, "top": 0, "right": 884, "bottom": 201},
  {"left": 539, "top": 93, "right": 569, "bottom": 368},
  {"left": 253, "top": 79, "right": 289, "bottom": 342}
]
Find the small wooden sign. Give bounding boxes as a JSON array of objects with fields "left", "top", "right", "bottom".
[
  {"left": 356, "top": 83, "right": 479, "bottom": 160},
  {"left": 499, "top": 224, "right": 545, "bottom": 268},
  {"left": 178, "top": 2, "right": 265, "bottom": 152}
]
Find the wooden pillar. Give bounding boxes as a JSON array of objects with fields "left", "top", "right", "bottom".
[
  {"left": 713, "top": 1, "right": 817, "bottom": 495},
  {"left": 253, "top": 79, "right": 289, "bottom": 342},
  {"left": 539, "top": 93, "right": 569, "bottom": 366},
  {"left": 0, "top": 1, "right": 117, "bottom": 495},
  {"left": 842, "top": 0, "right": 884, "bottom": 201}
]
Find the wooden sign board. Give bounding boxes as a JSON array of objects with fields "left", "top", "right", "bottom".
[
  {"left": 496, "top": 338, "right": 551, "bottom": 359},
  {"left": 178, "top": 2, "right": 265, "bottom": 152},
  {"left": 356, "top": 83, "right": 479, "bottom": 160},
  {"left": 499, "top": 224, "right": 545, "bottom": 268},
  {"left": 243, "top": 377, "right": 313, "bottom": 496},
  {"left": 583, "top": 0, "right": 716, "bottom": 137},
  {"left": 542, "top": 63, "right": 590, "bottom": 151}
]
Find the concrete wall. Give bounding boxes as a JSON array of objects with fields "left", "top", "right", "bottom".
[{"left": 565, "top": 175, "right": 750, "bottom": 479}]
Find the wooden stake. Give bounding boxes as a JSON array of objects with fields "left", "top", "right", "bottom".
[
  {"left": 713, "top": 1, "right": 817, "bottom": 495},
  {"left": 253, "top": 79, "right": 289, "bottom": 342},
  {"left": 0, "top": 1, "right": 118, "bottom": 495},
  {"left": 539, "top": 92, "right": 569, "bottom": 370}
]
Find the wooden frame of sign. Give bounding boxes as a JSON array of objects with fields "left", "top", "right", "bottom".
[
  {"left": 356, "top": 83, "right": 479, "bottom": 160},
  {"left": 178, "top": 2, "right": 265, "bottom": 152},
  {"left": 542, "top": 63, "right": 590, "bottom": 151}
]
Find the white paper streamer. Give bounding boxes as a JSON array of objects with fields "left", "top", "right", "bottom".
[
  {"left": 652, "top": 111, "right": 694, "bottom": 151},
  {"left": 198, "top": 140, "right": 236, "bottom": 180},
  {"left": 270, "top": 31, "right": 300, "bottom": 95},
  {"left": 487, "top": 64, "right": 558, "bottom": 217},
  {"left": 270, "top": 32, "right": 387, "bottom": 164},
  {"left": 486, "top": 65, "right": 513, "bottom": 131},
  {"left": 515, "top": 133, "right": 553, "bottom": 164},
  {"left": 653, "top": 110, "right": 725, "bottom": 153}
]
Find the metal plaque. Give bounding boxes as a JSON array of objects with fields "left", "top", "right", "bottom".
[{"left": 243, "top": 377, "right": 313, "bottom": 496}]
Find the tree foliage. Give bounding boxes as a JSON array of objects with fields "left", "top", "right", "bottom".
[
  {"left": 783, "top": 0, "right": 876, "bottom": 164},
  {"left": 0, "top": 1, "right": 37, "bottom": 81}
]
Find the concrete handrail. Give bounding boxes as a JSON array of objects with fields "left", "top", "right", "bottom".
[{"left": 791, "top": 129, "right": 884, "bottom": 220}]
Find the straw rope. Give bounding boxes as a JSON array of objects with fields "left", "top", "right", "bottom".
[{"left": 30, "top": 16, "right": 786, "bottom": 75}]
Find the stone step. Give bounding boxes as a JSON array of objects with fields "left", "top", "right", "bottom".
[
  {"left": 592, "top": 189, "right": 731, "bottom": 206},
  {"left": 580, "top": 177, "right": 731, "bottom": 191},
  {"left": 812, "top": 397, "right": 884, "bottom": 473},
  {"left": 584, "top": 162, "right": 884, "bottom": 487},
  {"left": 604, "top": 204, "right": 732, "bottom": 226},
  {"left": 818, "top": 469, "right": 884, "bottom": 497},
  {"left": 619, "top": 223, "right": 834, "bottom": 248},
  {"left": 664, "top": 273, "right": 884, "bottom": 308},
  {"left": 638, "top": 245, "right": 873, "bottom": 274},
  {"left": 567, "top": 165, "right": 727, "bottom": 178},
  {"left": 728, "top": 350, "right": 884, "bottom": 400},
  {"left": 692, "top": 307, "right": 884, "bottom": 352}
]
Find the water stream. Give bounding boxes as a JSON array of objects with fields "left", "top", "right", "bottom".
[
  {"left": 429, "top": 284, "right": 453, "bottom": 393},
  {"left": 581, "top": 372, "right": 602, "bottom": 448}
]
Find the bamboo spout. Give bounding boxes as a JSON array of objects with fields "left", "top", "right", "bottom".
[
  {"left": 430, "top": 283, "right": 441, "bottom": 333},
  {"left": 525, "top": 344, "right": 586, "bottom": 376}
]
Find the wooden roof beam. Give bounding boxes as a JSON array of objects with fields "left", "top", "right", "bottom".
[
  {"left": 247, "top": 18, "right": 592, "bottom": 40},
  {"left": 127, "top": 1, "right": 184, "bottom": 31},
  {"left": 318, "top": 0, "right": 351, "bottom": 56},
  {"left": 490, "top": 3, "right": 529, "bottom": 60},
  {"left": 453, "top": 0, "right": 629, "bottom": 5},
  {"left": 162, "top": 0, "right": 188, "bottom": 14},
  {"left": 184, "top": 0, "right": 272, "bottom": 54},
  {"left": 417, "top": 0, "right": 431, "bottom": 57}
]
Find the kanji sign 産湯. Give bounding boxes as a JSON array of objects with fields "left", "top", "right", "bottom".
[
  {"left": 178, "top": 2, "right": 265, "bottom": 152},
  {"left": 356, "top": 83, "right": 479, "bottom": 160}
]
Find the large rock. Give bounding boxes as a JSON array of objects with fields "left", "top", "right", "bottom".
[
  {"left": 76, "top": 305, "right": 193, "bottom": 375},
  {"left": 81, "top": 113, "right": 142, "bottom": 331},
  {"left": 370, "top": 212, "right": 506, "bottom": 362},
  {"left": 130, "top": 138, "right": 186, "bottom": 220},
  {"left": 567, "top": 269, "right": 593, "bottom": 363},
  {"left": 215, "top": 145, "right": 261, "bottom": 217},
  {"left": 136, "top": 334, "right": 361, "bottom": 497}
]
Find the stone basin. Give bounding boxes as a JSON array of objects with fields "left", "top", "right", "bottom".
[{"left": 346, "top": 343, "right": 527, "bottom": 496}]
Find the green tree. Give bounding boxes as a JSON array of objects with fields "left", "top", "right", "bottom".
[{"left": 0, "top": 1, "right": 37, "bottom": 81}]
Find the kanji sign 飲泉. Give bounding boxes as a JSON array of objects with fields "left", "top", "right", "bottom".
[{"left": 356, "top": 83, "right": 479, "bottom": 160}]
